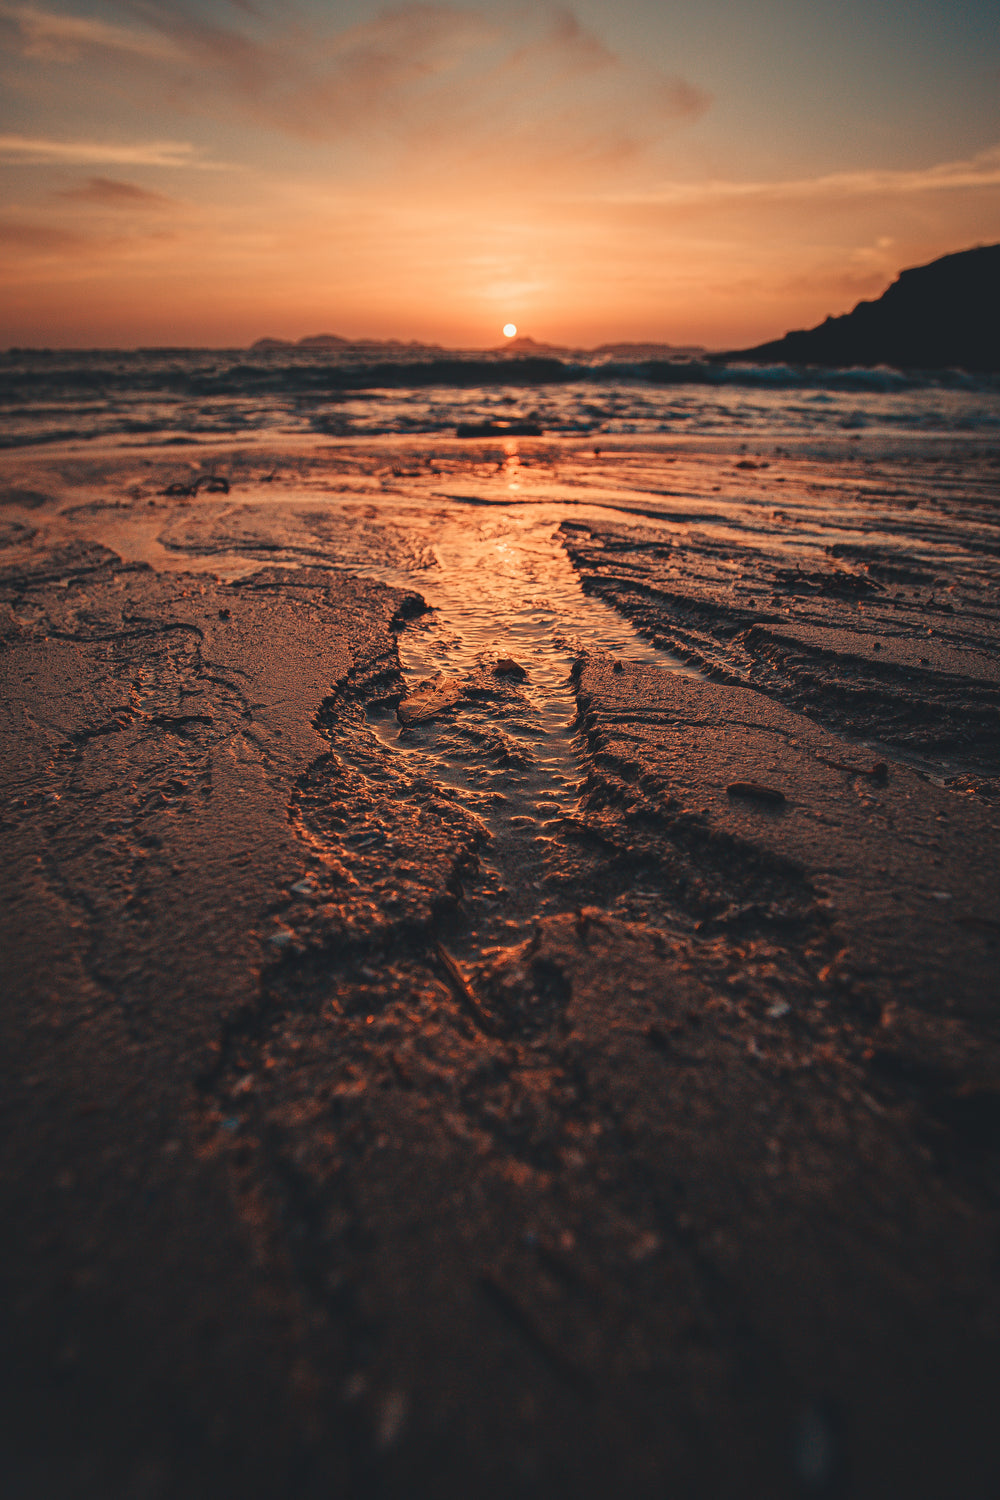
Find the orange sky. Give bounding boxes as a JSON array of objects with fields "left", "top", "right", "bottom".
[{"left": 1, "top": 2, "right": 998, "bottom": 348}]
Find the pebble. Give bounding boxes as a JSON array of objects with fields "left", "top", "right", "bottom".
[
  {"left": 726, "top": 781, "right": 786, "bottom": 806},
  {"left": 376, "top": 1390, "right": 409, "bottom": 1449},
  {"left": 494, "top": 657, "right": 527, "bottom": 679}
]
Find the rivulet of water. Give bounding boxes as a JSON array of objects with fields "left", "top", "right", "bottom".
[
  {"left": 358, "top": 500, "right": 688, "bottom": 758},
  {"left": 341, "top": 497, "right": 697, "bottom": 927}
]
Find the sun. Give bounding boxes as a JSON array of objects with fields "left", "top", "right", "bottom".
[{"left": 502, "top": 323, "right": 517, "bottom": 338}]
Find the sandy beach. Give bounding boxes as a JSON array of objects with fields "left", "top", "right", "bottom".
[{"left": 3, "top": 433, "right": 1000, "bottom": 1498}]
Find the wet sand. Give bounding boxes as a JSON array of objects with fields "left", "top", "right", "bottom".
[{"left": 2, "top": 435, "right": 999, "bottom": 1499}]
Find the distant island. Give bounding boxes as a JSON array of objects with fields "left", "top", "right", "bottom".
[
  {"left": 719, "top": 244, "right": 1000, "bottom": 372},
  {"left": 491, "top": 335, "right": 706, "bottom": 360},
  {"left": 251, "top": 334, "right": 446, "bottom": 353},
  {"left": 249, "top": 332, "right": 705, "bottom": 362}
]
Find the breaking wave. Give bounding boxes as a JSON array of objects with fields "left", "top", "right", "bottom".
[{"left": 1, "top": 346, "right": 998, "bottom": 449}]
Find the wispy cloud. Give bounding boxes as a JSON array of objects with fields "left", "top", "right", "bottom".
[
  {"left": 0, "top": 1, "right": 177, "bottom": 60},
  {"left": 505, "top": 7, "right": 617, "bottom": 77},
  {"left": 2, "top": 2, "right": 710, "bottom": 167},
  {"left": 653, "top": 76, "right": 712, "bottom": 122},
  {"left": 608, "top": 147, "right": 1000, "bottom": 208},
  {"left": 55, "top": 174, "right": 174, "bottom": 206},
  {"left": 0, "top": 219, "right": 87, "bottom": 249},
  {"left": 0, "top": 134, "right": 213, "bottom": 166}
]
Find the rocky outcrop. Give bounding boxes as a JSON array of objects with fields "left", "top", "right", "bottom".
[{"left": 720, "top": 243, "right": 1000, "bottom": 372}]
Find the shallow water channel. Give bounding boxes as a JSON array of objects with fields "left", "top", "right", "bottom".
[{"left": 333, "top": 496, "right": 697, "bottom": 932}]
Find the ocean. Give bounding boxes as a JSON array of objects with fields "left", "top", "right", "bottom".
[{"left": 2, "top": 344, "right": 998, "bottom": 449}]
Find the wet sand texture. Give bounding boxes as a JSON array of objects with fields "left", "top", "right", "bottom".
[
  {"left": 2, "top": 443, "right": 1000, "bottom": 1500},
  {"left": 560, "top": 510, "right": 1000, "bottom": 770}
]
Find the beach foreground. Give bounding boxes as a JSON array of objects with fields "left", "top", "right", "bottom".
[{"left": 2, "top": 436, "right": 999, "bottom": 1498}]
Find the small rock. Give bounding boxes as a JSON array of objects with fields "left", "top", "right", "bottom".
[
  {"left": 629, "top": 1231, "right": 661, "bottom": 1262},
  {"left": 645, "top": 1022, "right": 674, "bottom": 1051},
  {"left": 494, "top": 657, "right": 527, "bottom": 680},
  {"left": 612, "top": 659, "right": 624, "bottom": 673},
  {"left": 870, "top": 761, "right": 889, "bottom": 784},
  {"left": 375, "top": 1390, "right": 408, "bottom": 1449},
  {"left": 726, "top": 781, "right": 786, "bottom": 806}
]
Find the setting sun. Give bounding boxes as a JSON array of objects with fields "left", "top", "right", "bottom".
[{"left": 503, "top": 324, "right": 517, "bottom": 338}]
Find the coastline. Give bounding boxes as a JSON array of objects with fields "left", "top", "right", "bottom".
[{"left": 3, "top": 434, "right": 999, "bottom": 1498}]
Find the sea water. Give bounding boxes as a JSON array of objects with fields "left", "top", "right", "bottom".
[{"left": 1, "top": 345, "right": 998, "bottom": 450}]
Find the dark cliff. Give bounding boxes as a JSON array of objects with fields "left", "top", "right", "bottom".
[{"left": 719, "top": 244, "right": 1000, "bottom": 372}]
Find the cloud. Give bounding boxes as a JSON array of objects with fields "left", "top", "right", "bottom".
[
  {"left": 54, "top": 175, "right": 174, "bottom": 206},
  {"left": 121, "top": 4, "right": 507, "bottom": 139},
  {"left": 0, "top": 1, "right": 176, "bottom": 60},
  {"left": 0, "top": 220, "right": 87, "bottom": 249},
  {"left": 3, "top": 3, "right": 710, "bottom": 167},
  {"left": 608, "top": 146, "right": 1000, "bottom": 209},
  {"left": 652, "top": 75, "right": 712, "bottom": 123},
  {"left": 0, "top": 134, "right": 212, "bottom": 166},
  {"left": 0, "top": 211, "right": 179, "bottom": 271},
  {"left": 505, "top": 7, "right": 617, "bottom": 78}
]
